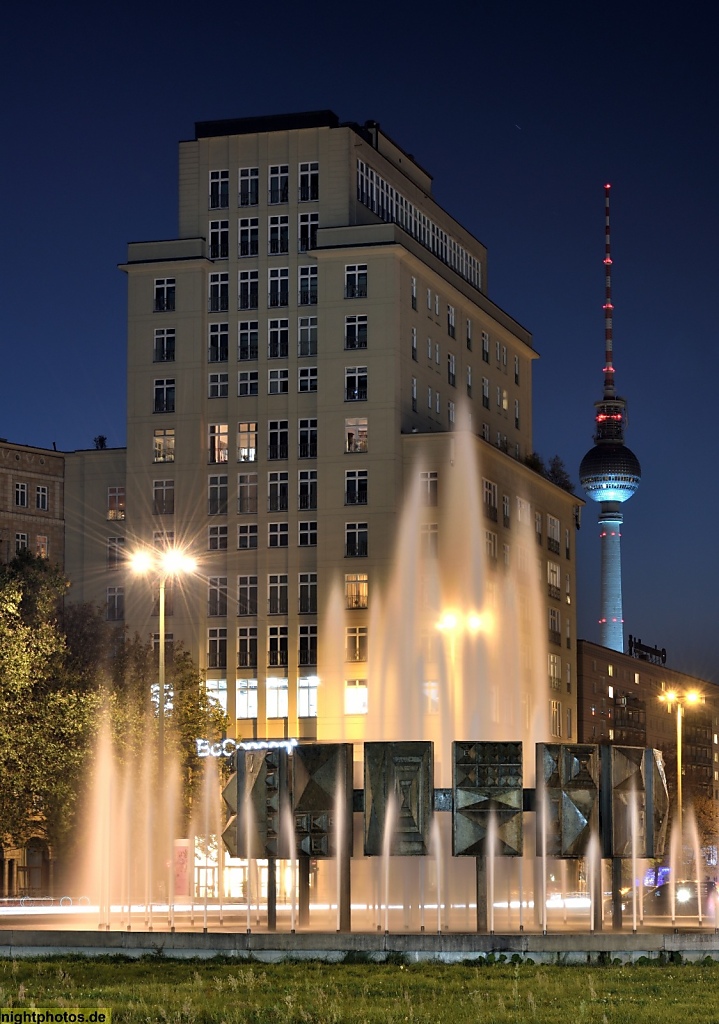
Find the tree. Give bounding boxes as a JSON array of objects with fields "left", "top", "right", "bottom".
[
  {"left": 546, "top": 455, "right": 575, "bottom": 493},
  {"left": 523, "top": 451, "right": 545, "bottom": 475},
  {"left": 93, "top": 435, "right": 108, "bottom": 450}
]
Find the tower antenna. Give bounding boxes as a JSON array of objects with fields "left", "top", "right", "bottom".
[{"left": 603, "top": 184, "right": 615, "bottom": 398}]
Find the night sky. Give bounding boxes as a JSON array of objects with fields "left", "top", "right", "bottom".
[{"left": 3, "top": 3, "right": 717, "bottom": 680}]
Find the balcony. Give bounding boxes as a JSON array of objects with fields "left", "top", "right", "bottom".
[
  {"left": 548, "top": 584, "right": 561, "bottom": 600},
  {"left": 268, "top": 495, "right": 289, "bottom": 512},
  {"left": 237, "top": 651, "right": 257, "bottom": 669},
  {"left": 483, "top": 503, "right": 498, "bottom": 522},
  {"left": 298, "top": 650, "right": 317, "bottom": 667},
  {"left": 239, "top": 240, "right": 259, "bottom": 257},
  {"left": 208, "top": 347, "right": 229, "bottom": 363},
  {"left": 153, "top": 399, "right": 175, "bottom": 414},
  {"left": 154, "top": 451, "right": 175, "bottom": 464},
  {"left": 208, "top": 296, "right": 229, "bottom": 313},
  {"left": 268, "top": 291, "right": 289, "bottom": 308},
  {"left": 344, "top": 284, "right": 367, "bottom": 299},
  {"left": 345, "top": 334, "right": 368, "bottom": 351},
  {"left": 298, "top": 442, "right": 317, "bottom": 459},
  {"left": 345, "top": 438, "right": 368, "bottom": 454},
  {"left": 268, "top": 445, "right": 289, "bottom": 461},
  {"left": 345, "top": 491, "right": 368, "bottom": 505},
  {"left": 549, "top": 676, "right": 561, "bottom": 691},
  {"left": 548, "top": 630, "right": 562, "bottom": 647},
  {"left": 268, "top": 650, "right": 289, "bottom": 667},
  {"left": 239, "top": 292, "right": 258, "bottom": 310},
  {"left": 269, "top": 239, "right": 289, "bottom": 255},
  {"left": 298, "top": 494, "right": 317, "bottom": 511},
  {"left": 345, "top": 595, "right": 368, "bottom": 610},
  {"left": 547, "top": 537, "right": 561, "bottom": 555},
  {"left": 208, "top": 243, "right": 228, "bottom": 259},
  {"left": 344, "top": 387, "right": 368, "bottom": 402},
  {"left": 237, "top": 448, "right": 258, "bottom": 464},
  {"left": 299, "top": 289, "right": 318, "bottom": 306},
  {"left": 345, "top": 541, "right": 368, "bottom": 558},
  {"left": 268, "top": 187, "right": 289, "bottom": 204}
]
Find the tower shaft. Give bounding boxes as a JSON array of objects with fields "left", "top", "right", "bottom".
[{"left": 598, "top": 504, "right": 623, "bottom": 651}]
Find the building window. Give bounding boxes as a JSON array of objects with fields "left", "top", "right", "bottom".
[
  {"left": 209, "top": 323, "right": 229, "bottom": 362},
  {"left": 268, "top": 368, "right": 289, "bottom": 395},
  {"left": 466, "top": 365, "right": 472, "bottom": 397},
  {"left": 237, "top": 628, "right": 258, "bottom": 672},
  {"left": 298, "top": 316, "right": 317, "bottom": 356},
  {"left": 268, "top": 573, "right": 288, "bottom": 615},
  {"left": 238, "top": 575, "right": 258, "bottom": 616},
  {"left": 298, "top": 211, "right": 318, "bottom": 251},
  {"left": 346, "top": 522, "right": 368, "bottom": 557},
  {"left": 107, "top": 537, "right": 125, "bottom": 569},
  {"left": 411, "top": 375, "right": 417, "bottom": 411},
  {"left": 268, "top": 268, "right": 289, "bottom": 307},
  {"left": 435, "top": 343, "right": 441, "bottom": 365},
  {"left": 15, "top": 533, "right": 28, "bottom": 554},
  {"left": 36, "top": 536, "right": 48, "bottom": 558},
  {"left": 268, "top": 470, "right": 289, "bottom": 512},
  {"left": 154, "top": 328, "right": 175, "bottom": 362},
  {"left": 482, "top": 422, "right": 490, "bottom": 441},
  {"left": 268, "top": 164, "right": 289, "bottom": 205},
  {"left": 345, "top": 315, "right": 368, "bottom": 351},
  {"left": 420, "top": 523, "right": 439, "bottom": 558},
  {"left": 237, "top": 675, "right": 258, "bottom": 717},
  {"left": 411, "top": 327, "right": 417, "bottom": 361},
  {"left": 482, "top": 331, "right": 490, "bottom": 363},
  {"left": 547, "top": 561, "right": 561, "bottom": 597},
  {"left": 153, "top": 479, "right": 174, "bottom": 516},
  {"left": 420, "top": 471, "right": 438, "bottom": 506},
  {"left": 239, "top": 167, "right": 259, "bottom": 207},
  {"left": 466, "top": 319, "right": 472, "bottom": 350},
  {"left": 298, "top": 366, "right": 318, "bottom": 392},
  {"left": 411, "top": 276, "right": 417, "bottom": 310},
  {"left": 209, "top": 272, "right": 229, "bottom": 312},
  {"left": 209, "top": 220, "right": 229, "bottom": 260},
  {"left": 269, "top": 523, "right": 289, "bottom": 548},
  {"left": 239, "top": 270, "right": 259, "bottom": 310},
  {"left": 35, "top": 485, "right": 48, "bottom": 512},
  {"left": 107, "top": 486, "right": 125, "bottom": 521},
  {"left": 268, "top": 420, "right": 289, "bottom": 460},
  {"left": 239, "top": 320, "right": 259, "bottom": 360},
  {"left": 208, "top": 474, "right": 228, "bottom": 515},
  {"left": 268, "top": 214, "right": 289, "bottom": 255},
  {"left": 502, "top": 494, "right": 510, "bottom": 527},
  {"left": 535, "top": 511, "right": 543, "bottom": 544},
  {"left": 299, "top": 266, "right": 318, "bottom": 305},
  {"left": 238, "top": 370, "right": 259, "bottom": 397},
  {"left": 154, "top": 278, "right": 175, "bottom": 312},
  {"left": 547, "top": 515, "right": 561, "bottom": 554},
  {"left": 299, "top": 521, "right": 318, "bottom": 547},
  {"left": 448, "top": 401, "right": 455, "bottom": 425},
  {"left": 237, "top": 422, "right": 258, "bottom": 463},
  {"left": 153, "top": 428, "right": 175, "bottom": 464},
  {"left": 299, "top": 624, "right": 317, "bottom": 666},
  {"left": 266, "top": 674, "right": 289, "bottom": 716},
  {"left": 239, "top": 216, "right": 259, "bottom": 257},
  {"left": 482, "top": 377, "right": 490, "bottom": 409},
  {"left": 345, "top": 417, "right": 368, "bottom": 454},
  {"left": 106, "top": 587, "right": 124, "bottom": 621},
  {"left": 208, "top": 627, "right": 227, "bottom": 669},
  {"left": 345, "top": 264, "right": 367, "bottom": 299},
  {"left": 550, "top": 700, "right": 562, "bottom": 738},
  {"left": 549, "top": 607, "right": 561, "bottom": 645},
  {"left": 485, "top": 530, "right": 498, "bottom": 562},
  {"left": 346, "top": 469, "right": 368, "bottom": 505},
  {"left": 238, "top": 524, "right": 258, "bottom": 549},
  {"left": 299, "top": 572, "right": 317, "bottom": 613},
  {"left": 299, "top": 470, "right": 317, "bottom": 510},
  {"left": 209, "top": 169, "right": 229, "bottom": 210},
  {"left": 298, "top": 675, "right": 319, "bottom": 718},
  {"left": 299, "top": 418, "right": 317, "bottom": 459},
  {"left": 447, "top": 353, "right": 456, "bottom": 387},
  {"left": 346, "top": 625, "right": 368, "bottom": 663},
  {"left": 345, "top": 366, "right": 368, "bottom": 401},
  {"left": 345, "top": 573, "right": 368, "bottom": 609},
  {"left": 15, "top": 482, "right": 27, "bottom": 507},
  {"left": 209, "top": 525, "right": 228, "bottom": 550},
  {"left": 208, "top": 424, "right": 229, "bottom": 464},
  {"left": 447, "top": 305, "right": 456, "bottom": 338},
  {"left": 483, "top": 479, "right": 498, "bottom": 519},
  {"left": 299, "top": 161, "right": 319, "bottom": 202},
  {"left": 514, "top": 354, "right": 520, "bottom": 385},
  {"left": 268, "top": 629, "right": 289, "bottom": 669},
  {"left": 548, "top": 653, "right": 561, "bottom": 690},
  {"left": 153, "top": 378, "right": 175, "bottom": 413},
  {"left": 208, "top": 577, "right": 228, "bottom": 617},
  {"left": 209, "top": 372, "right": 228, "bottom": 398},
  {"left": 345, "top": 679, "right": 368, "bottom": 715}
]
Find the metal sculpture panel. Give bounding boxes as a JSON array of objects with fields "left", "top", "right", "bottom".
[
  {"left": 292, "top": 743, "right": 353, "bottom": 858},
  {"left": 538, "top": 743, "right": 599, "bottom": 857},
  {"left": 222, "top": 747, "right": 290, "bottom": 859},
  {"left": 364, "top": 741, "right": 433, "bottom": 856},
  {"left": 646, "top": 747, "right": 669, "bottom": 858},
  {"left": 452, "top": 741, "right": 523, "bottom": 857},
  {"left": 603, "top": 745, "right": 646, "bottom": 858}
]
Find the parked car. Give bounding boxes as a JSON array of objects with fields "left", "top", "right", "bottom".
[{"left": 642, "top": 880, "right": 717, "bottom": 919}]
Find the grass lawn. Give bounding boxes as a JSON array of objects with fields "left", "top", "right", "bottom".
[{"left": 1, "top": 956, "right": 719, "bottom": 1023}]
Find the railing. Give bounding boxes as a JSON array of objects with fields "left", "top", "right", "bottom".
[
  {"left": 268, "top": 342, "right": 289, "bottom": 358},
  {"left": 298, "top": 443, "right": 317, "bottom": 459},
  {"left": 298, "top": 494, "right": 317, "bottom": 510},
  {"left": 268, "top": 496, "right": 288, "bottom": 512},
  {"left": 345, "top": 595, "right": 368, "bottom": 609},
  {"left": 208, "top": 296, "right": 229, "bottom": 312},
  {"left": 208, "top": 655, "right": 227, "bottom": 670},
  {"left": 345, "top": 650, "right": 367, "bottom": 663},
  {"left": 298, "top": 236, "right": 316, "bottom": 252},
  {"left": 208, "top": 501, "right": 228, "bottom": 516},
  {"left": 549, "top": 676, "right": 561, "bottom": 691},
  {"left": 298, "top": 289, "right": 318, "bottom": 305},
  {"left": 153, "top": 399, "right": 175, "bottom": 413},
  {"left": 535, "top": 532, "right": 543, "bottom": 546},
  {"left": 298, "top": 650, "right": 317, "bottom": 667},
  {"left": 268, "top": 650, "right": 289, "bottom": 666},
  {"left": 345, "top": 491, "right": 368, "bottom": 505},
  {"left": 153, "top": 452, "right": 174, "bottom": 463},
  {"left": 268, "top": 292, "right": 289, "bottom": 307},
  {"left": 268, "top": 187, "right": 289, "bottom": 204},
  {"left": 547, "top": 537, "right": 561, "bottom": 554},
  {"left": 548, "top": 630, "right": 562, "bottom": 646},
  {"left": 345, "top": 439, "right": 368, "bottom": 454},
  {"left": 153, "top": 347, "right": 175, "bottom": 362},
  {"left": 107, "top": 509, "right": 126, "bottom": 521},
  {"left": 238, "top": 292, "right": 258, "bottom": 310},
  {"left": 269, "top": 239, "right": 289, "bottom": 255},
  {"left": 448, "top": 372, "right": 456, "bottom": 387},
  {"left": 345, "top": 335, "right": 368, "bottom": 350},
  {"left": 238, "top": 190, "right": 258, "bottom": 207},
  {"left": 208, "top": 347, "right": 229, "bottom": 362},
  {"left": 208, "top": 448, "right": 229, "bottom": 464},
  {"left": 239, "top": 343, "right": 259, "bottom": 360},
  {"left": 299, "top": 598, "right": 317, "bottom": 614},
  {"left": 209, "top": 193, "right": 229, "bottom": 209},
  {"left": 237, "top": 600, "right": 257, "bottom": 616},
  {"left": 345, "top": 387, "right": 368, "bottom": 401},
  {"left": 345, "top": 541, "right": 368, "bottom": 558},
  {"left": 239, "top": 241, "right": 259, "bottom": 256},
  {"left": 268, "top": 445, "right": 289, "bottom": 460},
  {"left": 299, "top": 185, "right": 319, "bottom": 202},
  {"left": 208, "top": 243, "right": 228, "bottom": 259},
  {"left": 237, "top": 448, "right": 258, "bottom": 463},
  {"left": 154, "top": 297, "right": 175, "bottom": 312},
  {"left": 268, "top": 600, "right": 289, "bottom": 615},
  {"left": 344, "top": 284, "right": 367, "bottom": 299},
  {"left": 237, "top": 652, "right": 257, "bottom": 668},
  {"left": 548, "top": 584, "right": 561, "bottom": 600},
  {"left": 237, "top": 498, "right": 258, "bottom": 514},
  {"left": 483, "top": 504, "right": 498, "bottom": 522}
]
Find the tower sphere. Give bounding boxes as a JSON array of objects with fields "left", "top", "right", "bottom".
[{"left": 579, "top": 443, "right": 641, "bottom": 503}]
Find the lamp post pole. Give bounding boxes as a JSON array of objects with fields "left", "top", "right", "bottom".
[
  {"left": 675, "top": 700, "right": 683, "bottom": 861},
  {"left": 158, "top": 573, "right": 167, "bottom": 793}
]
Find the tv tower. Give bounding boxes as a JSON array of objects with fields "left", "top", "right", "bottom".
[{"left": 579, "top": 185, "right": 641, "bottom": 653}]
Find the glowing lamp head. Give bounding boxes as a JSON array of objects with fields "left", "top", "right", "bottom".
[
  {"left": 131, "top": 551, "right": 154, "bottom": 574},
  {"left": 436, "top": 612, "right": 458, "bottom": 632},
  {"left": 685, "top": 690, "right": 701, "bottom": 705},
  {"left": 162, "top": 549, "right": 196, "bottom": 575}
]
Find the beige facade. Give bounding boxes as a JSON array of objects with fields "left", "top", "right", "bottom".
[
  {"left": 65, "top": 112, "right": 579, "bottom": 754},
  {"left": 0, "top": 440, "right": 64, "bottom": 565}
]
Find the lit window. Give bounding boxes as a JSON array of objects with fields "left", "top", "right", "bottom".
[{"left": 345, "top": 679, "right": 368, "bottom": 715}]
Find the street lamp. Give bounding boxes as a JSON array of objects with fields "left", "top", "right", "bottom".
[
  {"left": 659, "top": 688, "right": 703, "bottom": 868},
  {"left": 131, "top": 548, "right": 197, "bottom": 790}
]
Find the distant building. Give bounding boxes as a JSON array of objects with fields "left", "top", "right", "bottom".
[
  {"left": 0, "top": 439, "right": 64, "bottom": 565},
  {"left": 577, "top": 639, "right": 719, "bottom": 809}
]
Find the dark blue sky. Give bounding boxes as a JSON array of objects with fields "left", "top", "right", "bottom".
[{"left": 2, "top": 2, "right": 717, "bottom": 680}]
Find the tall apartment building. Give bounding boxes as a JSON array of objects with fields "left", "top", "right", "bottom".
[{"left": 65, "top": 111, "right": 579, "bottom": 762}]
